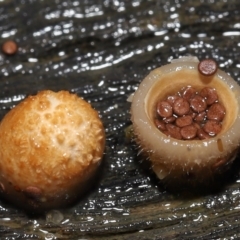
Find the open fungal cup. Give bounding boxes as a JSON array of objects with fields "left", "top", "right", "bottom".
[{"left": 130, "top": 57, "right": 240, "bottom": 183}]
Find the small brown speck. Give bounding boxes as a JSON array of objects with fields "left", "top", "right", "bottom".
[
  {"left": 2, "top": 40, "right": 18, "bottom": 55},
  {"left": 217, "top": 138, "right": 224, "bottom": 152},
  {"left": 198, "top": 59, "right": 218, "bottom": 76},
  {"left": 23, "top": 186, "right": 42, "bottom": 201}
]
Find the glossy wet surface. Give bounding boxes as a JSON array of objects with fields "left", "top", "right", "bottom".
[{"left": 1, "top": 0, "right": 240, "bottom": 239}]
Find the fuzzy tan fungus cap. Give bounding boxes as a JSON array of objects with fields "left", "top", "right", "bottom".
[{"left": 0, "top": 90, "right": 105, "bottom": 211}]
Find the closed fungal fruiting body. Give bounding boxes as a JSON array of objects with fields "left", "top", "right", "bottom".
[
  {"left": 0, "top": 90, "right": 105, "bottom": 211},
  {"left": 130, "top": 57, "right": 240, "bottom": 183}
]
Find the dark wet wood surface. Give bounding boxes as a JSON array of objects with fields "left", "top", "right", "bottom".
[{"left": 0, "top": 0, "right": 240, "bottom": 239}]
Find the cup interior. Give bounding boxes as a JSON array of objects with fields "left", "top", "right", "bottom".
[{"left": 145, "top": 68, "right": 237, "bottom": 134}]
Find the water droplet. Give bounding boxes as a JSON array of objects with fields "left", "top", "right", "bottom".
[{"left": 46, "top": 210, "right": 64, "bottom": 224}]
